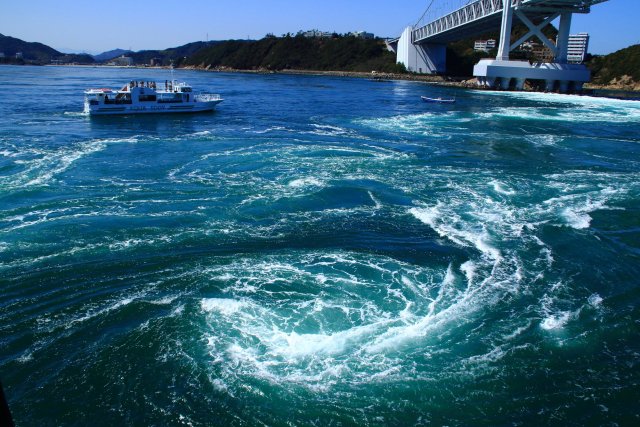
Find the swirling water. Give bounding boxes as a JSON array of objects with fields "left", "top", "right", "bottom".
[{"left": 1, "top": 65, "right": 639, "bottom": 425}]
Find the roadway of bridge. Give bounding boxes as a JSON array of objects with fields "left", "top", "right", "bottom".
[{"left": 413, "top": 0, "right": 609, "bottom": 44}]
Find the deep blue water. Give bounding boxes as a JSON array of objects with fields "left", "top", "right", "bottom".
[{"left": 1, "top": 65, "right": 639, "bottom": 426}]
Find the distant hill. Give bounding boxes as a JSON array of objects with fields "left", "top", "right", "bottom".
[
  {"left": 184, "top": 34, "right": 404, "bottom": 73},
  {"left": 129, "top": 41, "right": 223, "bottom": 66},
  {"left": 587, "top": 44, "right": 640, "bottom": 86},
  {"left": 0, "top": 33, "right": 59, "bottom": 62},
  {"left": 93, "top": 48, "right": 132, "bottom": 62},
  {"left": 0, "top": 33, "right": 94, "bottom": 64}
]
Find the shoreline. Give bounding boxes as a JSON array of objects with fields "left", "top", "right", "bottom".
[
  {"left": 181, "top": 66, "right": 640, "bottom": 94},
  {"left": 29, "top": 63, "right": 640, "bottom": 94}
]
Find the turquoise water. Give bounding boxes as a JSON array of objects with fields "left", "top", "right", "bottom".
[{"left": 1, "top": 65, "right": 639, "bottom": 426}]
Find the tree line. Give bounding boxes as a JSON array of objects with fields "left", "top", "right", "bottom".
[{"left": 184, "top": 34, "right": 406, "bottom": 73}]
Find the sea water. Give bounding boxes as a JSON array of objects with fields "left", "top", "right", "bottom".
[{"left": 1, "top": 65, "right": 639, "bottom": 425}]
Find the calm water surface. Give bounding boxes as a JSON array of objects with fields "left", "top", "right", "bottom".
[{"left": 1, "top": 65, "right": 639, "bottom": 425}]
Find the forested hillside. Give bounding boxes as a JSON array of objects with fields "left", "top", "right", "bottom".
[
  {"left": 0, "top": 33, "right": 93, "bottom": 64},
  {"left": 587, "top": 44, "right": 640, "bottom": 85},
  {"left": 185, "top": 34, "right": 405, "bottom": 73}
]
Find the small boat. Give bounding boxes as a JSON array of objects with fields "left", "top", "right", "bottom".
[
  {"left": 369, "top": 77, "right": 392, "bottom": 82},
  {"left": 84, "top": 80, "right": 223, "bottom": 115},
  {"left": 421, "top": 96, "right": 455, "bottom": 104}
]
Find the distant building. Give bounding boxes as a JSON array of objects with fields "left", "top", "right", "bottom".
[
  {"left": 301, "top": 29, "right": 333, "bottom": 38},
  {"left": 150, "top": 57, "right": 162, "bottom": 66},
  {"left": 15, "top": 52, "right": 23, "bottom": 59},
  {"left": 474, "top": 39, "right": 496, "bottom": 52},
  {"left": 0, "top": 52, "right": 5, "bottom": 58},
  {"left": 351, "top": 31, "right": 374, "bottom": 39},
  {"left": 111, "top": 55, "right": 133, "bottom": 66},
  {"left": 567, "top": 33, "right": 589, "bottom": 63},
  {"left": 520, "top": 40, "right": 536, "bottom": 51},
  {"left": 531, "top": 43, "right": 555, "bottom": 62}
]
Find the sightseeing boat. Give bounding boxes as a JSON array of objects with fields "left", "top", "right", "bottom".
[{"left": 84, "top": 80, "right": 223, "bottom": 115}]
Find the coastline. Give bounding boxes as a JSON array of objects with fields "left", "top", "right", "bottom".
[
  {"left": 37, "top": 63, "right": 640, "bottom": 94},
  {"left": 181, "top": 66, "right": 640, "bottom": 95}
]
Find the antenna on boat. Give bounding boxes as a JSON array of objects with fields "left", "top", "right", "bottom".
[{"left": 170, "top": 60, "right": 175, "bottom": 83}]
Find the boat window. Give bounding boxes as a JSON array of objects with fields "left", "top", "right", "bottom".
[
  {"left": 139, "top": 94, "right": 157, "bottom": 102},
  {"left": 181, "top": 87, "right": 192, "bottom": 92}
]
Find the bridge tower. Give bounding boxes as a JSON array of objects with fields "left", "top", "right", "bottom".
[
  {"left": 396, "top": 0, "right": 609, "bottom": 92},
  {"left": 395, "top": 26, "right": 446, "bottom": 74}
]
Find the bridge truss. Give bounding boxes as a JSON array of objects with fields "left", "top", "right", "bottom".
[{"left": 413, "top": 0, "right": 609, "bottom": 46}]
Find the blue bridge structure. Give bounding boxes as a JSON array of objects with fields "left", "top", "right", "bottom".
[{"left": 389, "top": 0, "right": 610, "bottom": 92}]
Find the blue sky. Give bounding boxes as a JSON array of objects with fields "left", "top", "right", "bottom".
[{"left": 0, "top": 0, "right": 637, "bottom": 55}]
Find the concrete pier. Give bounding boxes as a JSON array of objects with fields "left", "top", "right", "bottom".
[
  {"left": 397, "top": 27, "right": 446, "bottom": 74},
  {"left": 473, "top": 60, "right": 591, "bottom": 92}
]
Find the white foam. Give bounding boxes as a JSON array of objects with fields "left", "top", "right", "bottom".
[
  {"left": 588, "top": 293, "right": 603, "bottom": 308},
  {"left": 269, "top": 323, "right": 383, "bottom": 358},
  {"left": 483, "top": 89, "right": 640, "bottom": 107},
  {"left": 503, "top": 323, "right": 530, "bottom": 341},
  {"left": 356, "top": 112, "right": 460, "bottom": 137},
  {"left": 524, "top": 134, "right": 564, "bottom": 146},
  {"left": 460, "top": 261, "right": 477, "bottom": 285},
  {"left": 65, "top": 294, "right": 139, "bottom": 329},
  {"left": 409, "top": 205, "right": 501, "bottom": 261},
  {"left": 308, "top": 124, "right": 354, "bottom": 137},
  {"left": 490, "top": 180, "right": 516, "bottom": 196},
  {"left": 288, "top": 177, "right": 324, "bottom": 188},
  {"left": 0, "top": 138, "right": 124, "bottom": 190},
  {"left": 540, "top": 311, "right": 573, "bottom": 330},
  {"left": 561, "top": 207, "right": 593, "bottom": 229},
  {"left": 368, "top": 191, "right": 382, "bottom": 209},
  {"left": 201, "top": 298, "right": 248, "bottom": 315}
]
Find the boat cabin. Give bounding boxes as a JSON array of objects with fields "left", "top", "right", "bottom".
[
  {"left": 85, "top": 80, "right": 195, "bottom": 107},
  {"left": 83, "top": 79, "right": 222, "bottom": 115}
]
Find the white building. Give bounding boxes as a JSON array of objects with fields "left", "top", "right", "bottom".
[
  {"left": 351, "top": 31, "right": 374, "bottom": 39},
  {"left": 567, "top": 33, "right": 589, "bottom": 63},
  {"left": 301, "top": 29, "right": 333, "bottom": 38},
  {"left": 110, "top": 55, "right": 133, "bottom": 66},
  {"left": 474, "top": 39, "right": 496, "bottom": 52}
]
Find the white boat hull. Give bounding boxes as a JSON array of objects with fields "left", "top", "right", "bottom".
[
  {"left": 421, "top": 96, "right": 455, "bottom": 104},
  {"left": 86, "top": 99, "right": 222, "bottom": 115}
]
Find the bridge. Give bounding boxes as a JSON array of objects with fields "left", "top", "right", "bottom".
[{"left": 390, "top": 0, "right": 610, "bottom": 92}]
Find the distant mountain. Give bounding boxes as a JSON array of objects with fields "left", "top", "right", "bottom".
[
  {"left": 0, "top": 33, "right": 94, "bottom": 64},
  {"left": 0, "top": 33, "right": 59, "bottom": 62},
  {"left": 93, "top": 48, "right": 132, "bottom": 62}
]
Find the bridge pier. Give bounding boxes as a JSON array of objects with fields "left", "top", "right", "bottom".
[
  {"left": 499, "top": 77, "right": 511, "bottom": 90},
  {"left": 474, "top": 59, "right": 590, "bottom": 93},
  {"left": 397, "top": 27, "right": 446, "bottom": 74},
  {"left": 473, "top": 2, "right": 590, "bottom": 92}
]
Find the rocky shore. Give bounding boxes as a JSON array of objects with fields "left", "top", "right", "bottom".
[{"left": 585, "top": 75, "right": 640, "bottom": 92}]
